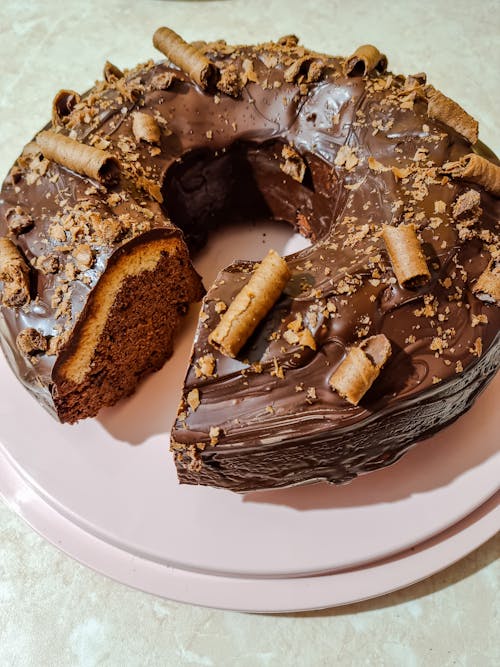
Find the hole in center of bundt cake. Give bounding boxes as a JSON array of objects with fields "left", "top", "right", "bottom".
[{"left": 161, "top": 139, "right": 328, "bottom": 257}]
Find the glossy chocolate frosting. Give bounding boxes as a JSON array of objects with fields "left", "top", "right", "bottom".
[{"left": 0, "top": 36, "right": 498, "bottom": 491}]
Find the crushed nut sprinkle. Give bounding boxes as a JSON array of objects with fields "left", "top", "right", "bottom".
[
  {"left": 280, "top": 145, "right": 306, "bottom": 183},
  {"left": 194, "top": 353, "right": 216, "bottom": 378},
  {"left": 469, "top": 337, "right": 483, "bottom": 357},
  {"left": 334, "top": 145, "right": 359, "bottom": 171},
  {"left": 16, "top": 328, "right": 48, "bottom": 356},
  {"left": 186, "top": 388, "right": 200, "bottom": 411}
]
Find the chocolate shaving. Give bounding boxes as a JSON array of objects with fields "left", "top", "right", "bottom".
[
  {"left": 425, "top": 86, "right": 478, "bottom": 145},
  {"left": 452, "top": 189, "right": 482, "bottom": 220},
  {"left": 149, "top": 70, "right": 176, "bottom": 91},
  {"left": 103, "top": 60, "right": 124, "bottom": 83},
  {"left": 334, "top": 145, "right": 358, "bottom": 171},
  {"left": 241, "top": 59, "right": 258, "bottom": 85},
  {"left": 280, "top": 145, "right": 306, "bottom": 182},
  {"left": 132, "top": 112, "right": 161, "bottom": 144},
  {"left": 0, "top": 237, "right": 31, "bottom": 307},
  {"left": 5, "top": 206, "right": 34, "bottom": 235},
  {"left": 473, "top": 261, "right": 500, "bottom": 304},
  {"left": 153, "top": 26, "right": 218, "bottom": 90},
  {"left": 329, "top": 334, "right": 392, "bottom": 405},
  {"left": 36, "top": 130, "right": 120, "bottom": 185},
  {"left": 209, "top": 249, "right": 290, "bottom": 358},
  {"left": 441, "top": 154, "right": 500, "bottom": 196},
  {"left": 405, "top": 72, "right": 427, "bottom": 87},
  {"left": 382, "top": 224, "right": 430, "bottom": 289},
  {"left": 284, "top": 56, "right": 325, "bottom": 84},
  {"left": 217, "top": 64, "right": 241, "bottom": 97},
  {"left": 135, "top": 176, "right": 163, "bottom": 203},
  {"left": 16, "top": 328, "right": 47, "bottom": 356},
  {"left": 345, "top": 45, "right": 387, "bottom": 77},
  {"left": 277, "top": 34, "right": 299, "bottom": 47},
  {"left": 51, "top": 89, "right": 81, "bottom": 127}
]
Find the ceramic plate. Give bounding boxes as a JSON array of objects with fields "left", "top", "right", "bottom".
[
  {"left": 0, "top": 448, "right": 497, "bottom": 612},
  {"left": 0, "top": 222, "right": 498, "bottom": 581}
]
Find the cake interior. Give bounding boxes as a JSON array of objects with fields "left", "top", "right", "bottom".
[
  {"left": 53, "top": 235, "right": 202, "bottom": 423},
  {"left": 163, "top": 140, "right": 330, "bottom": 250}
]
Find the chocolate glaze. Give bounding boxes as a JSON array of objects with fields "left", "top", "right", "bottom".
[{"left": 0, "top": 39, "right": 498, "bottom": 491}]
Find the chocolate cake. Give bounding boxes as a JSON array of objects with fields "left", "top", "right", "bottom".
[{"left": 0, "top": 29, "right": 499, "bottom": 491}]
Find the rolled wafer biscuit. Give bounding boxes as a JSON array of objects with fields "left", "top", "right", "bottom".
[
  {"left": 209, "top": 249, "right": 290, "bottom": 358},
  {"left": 36, "top": 130, "right": 120, "bottom": 185},
  {"left": 382, "top": 224, "right": 430, "bottom": 289},
  {"left": 425, "top": 86, "right": 478, "bottom": 145},
  {"left": 153, "top": 26, "right": 218, "bottom": 90},
  {"left": 329, "top": 334, "right": 392, "bottom": 405},
  {"left": 345, "top": 45, "right": 387, "bottom": 77},
  {"left": 473, "top": 261, "right": 500, "bottom": 304},
  {"left": 0, "top": 237, "right": 31, "bottom": 307},
  {"left": 441, "top": 154, "right": 500, "bottom": 196}
]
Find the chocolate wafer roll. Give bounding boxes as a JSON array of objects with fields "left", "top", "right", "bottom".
[
  {"left": 36, "top": 130, "right": 120, "bottom": 185},
  {"left": 442, "top": 154, "right": 500, "bottom": 196},
  {"left": 382, "top": 224, "right": 430, "bottom": 289},
  {"left": 329, "top": 334, "right": 392, "bottom": 405},
  {"left": 209, "top": 249, "right": 290, "bottom": 358},
  {"left": 153, "top": 26, "right": 218, "bottom": 90}
]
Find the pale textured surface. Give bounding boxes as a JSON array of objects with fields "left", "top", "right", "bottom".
[{"left": 0, "top": 0, "right": 499, "bottom": 665}]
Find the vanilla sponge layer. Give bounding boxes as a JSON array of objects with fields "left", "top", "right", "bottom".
[{"left": 58, "top": 236, "right": 184, "bottom": 385}]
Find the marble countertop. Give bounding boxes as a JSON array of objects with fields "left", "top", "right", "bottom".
[{"left": 0, "top": 0, "right": 498, "bottom": 664}]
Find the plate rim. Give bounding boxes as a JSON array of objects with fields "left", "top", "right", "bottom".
[{"left": 0, "top": 442, "right": 498, "bottom": 613}]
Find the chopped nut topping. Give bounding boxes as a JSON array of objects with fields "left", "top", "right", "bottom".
[
  {"left": 73, "top": 243, "right": 94, "bottom": 270},
  {"left": 270, "top": 357, "right": 285, "bottom": 379},
  {"left": 217, "top": 64, "right": 241, "bottom": 97},
  {"left": 186, "top": 388, "right": 200, "bottom": 411},
  {"left": 368, "top": 157, "right": 390, "bottom": 173},
  {"left": 469, "top": 337, "right": 482, "bottom": 357},
  {"left": 280, "top": 145, "right": 306, "bottom": 183},
  {"left": 195, "top": 354, "right": 216, "bottom": 378},
  {"left": 16, "top": 328, "right": 47, "bottom": 356},
  {"left": 471, "top": 314, "right": 488, "bottom": 327},
  {"left": 209, "top": 426, "right": 220, "bottom": 445},
  {"left": 334, "top": 145, "right": 359, "bottom": 171}
]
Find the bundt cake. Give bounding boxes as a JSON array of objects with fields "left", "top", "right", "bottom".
[{"left": 0, "top": 28, "right": 498, "bottom": 491}]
